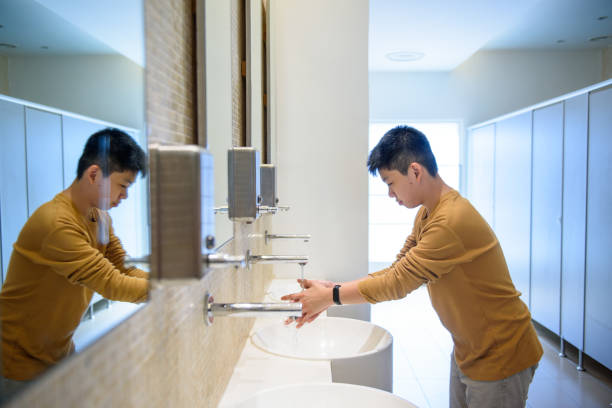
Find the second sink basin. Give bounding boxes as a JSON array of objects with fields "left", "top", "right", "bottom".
[
  {"left": 228, "top": 382, "right": 417, "bottom": 408},
  {"left": 251, "top": 317, "right": 393, "bottom": 391}
]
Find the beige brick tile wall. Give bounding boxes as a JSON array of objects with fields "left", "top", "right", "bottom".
[
  {"left": 5, "top": 0, "right": 274, "bottom": 407},
  {"left": 231, "top": 0, "right": 246, "bottom": 147}
]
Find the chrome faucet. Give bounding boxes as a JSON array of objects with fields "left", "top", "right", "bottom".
[
  {"left": 205, "top": 253, "right": 246, "bottom": 269},
  {"left": 204, "top": 292, "right": 301, "bottom": 325},
  {"left": 246, "top": 250, "right": 308, "bottom": 270},
  {"left": 125, "top": 254, "right": 245, "bottom": 269},
  {"left": 125, "top": 256, "right": 150, "bottom": 266},
  {"left": 214, "top": 205, "right": 290, "bottom": 215},
  {"left": 264, "top": 230, "right": 311, "bottom": 244}
]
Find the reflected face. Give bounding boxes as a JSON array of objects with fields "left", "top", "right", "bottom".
[
  {"left": 379, "top": 167, "right": 421, "bottom": 209},
  {"left": 96, "top": 170, "right": 137, "bottom": 210}
]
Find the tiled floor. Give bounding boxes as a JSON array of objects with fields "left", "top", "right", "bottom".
[{"left": 371, "top": 286, "right": 612, "bottom": 408}]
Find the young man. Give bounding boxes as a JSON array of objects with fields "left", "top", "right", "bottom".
[
  {"left": 282, "top": 126, "right": 543, "bottom": 407},
  {"left": 0, "top": 128, "right": 149, "bottom": 390}
]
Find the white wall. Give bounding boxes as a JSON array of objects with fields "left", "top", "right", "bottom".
[
  {"left": 370, "top": 49, "right": 606, "bottom": 128},
  {"left": 269, "top": 0, "right": 370, "bottom": 320},
  {"left": 4, "top": 55, "right": 144, "bottom": 129},
  {"left": 603, "top": 46, "right": 612, "bottom": 80}
]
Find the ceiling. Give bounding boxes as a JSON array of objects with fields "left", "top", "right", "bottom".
[
  {"left": 370, "top": 0, "right": 612, "bottom": 72},
  {"left": 0, "top": 0, "right": 144, "bottom": 66},
  {"left": 2, "top": 0, "right": 610, "bottom": 72}
]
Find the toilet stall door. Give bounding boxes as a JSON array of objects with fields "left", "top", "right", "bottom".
[
  {"left": 530, "top": 102, "right": 563, "bottom": 335},
  {"left": 25, "top": 108, "right": 63, "bottom": 216},
  {"left": 0, "top": 100, "right": 28, "bottom": 284},
  {"left": 585, "top": 86, "right": 612, "bottom": 371}
]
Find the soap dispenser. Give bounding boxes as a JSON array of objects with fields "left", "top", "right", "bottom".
[
  {"left": 227, "top": 147, "right": 261, "bottom": 221},
  {"left": 149, "top": 144, "right": 245, "bottom": 280}
]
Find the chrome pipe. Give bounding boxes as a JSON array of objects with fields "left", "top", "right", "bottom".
[
  {"left": 204, "top": 253, "right": 246, "bottom": 269},
  {"left": 248, "top": 254, "right": 308, "bottom": 264},
  {"left": 257, "top": 205, "right": 278, "bottom": 214},
  {"left": 214, "top": 206, "right": 229, "bottom": 214},
  {"left": 204, "top": 293, "right": 301, "bottom": 325},
  {"left": 266, "top": 234, "right": 311, "bottom": 240},
  {"left": 265, "top": 230, "right": 311, "bottom": 244},
  {"left": 125, "top": 256, "right": 150, "bottom": 266}
]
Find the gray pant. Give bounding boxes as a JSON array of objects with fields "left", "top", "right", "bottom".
[{"left": 450, "top": 354, "right": 537, "bottom": 408}]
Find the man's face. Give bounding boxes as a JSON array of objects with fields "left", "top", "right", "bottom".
[
  {"left": 379, "top": 167, "right": 421, "bottom": 209},
  {"left": 96, "top": 170, "right": 137, "bottom": 210}
]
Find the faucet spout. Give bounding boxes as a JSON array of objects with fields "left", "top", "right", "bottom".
[
  {"left": 265, "top": 230, "right": 311, "bottom": 244},
  {"left": 125, "top": 256, "right": 150, "bottom": 266},
  {"left": 249, "top": 255, "right": 309, "bottom": 264},
  {"left": 246, "top": 250, "right": 308, "bottom": 269},
  {"left": 204, "top": 293, "right": 301, "bottom": 325},
  {"left": 204, "top": 253, "right": 246, "bottom": 268}
]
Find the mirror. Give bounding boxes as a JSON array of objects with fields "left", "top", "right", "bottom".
[
  {"left": 0, "top": 0, "right": 147, "bottom": 397},
  {"left": 246, "top": 0, "right": 265, "bottom": 159},
  {"left": 204, "top": 0, "right": 267, "bottom": 250},
  {"left": 264, "top": 0, "right": 275, "bottom": 165},
  {"left": 204, "top": 0, "right": 234, "bottom": 248}
]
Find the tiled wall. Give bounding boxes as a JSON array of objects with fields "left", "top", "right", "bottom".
[{"left": 5, "top": 0, "right": 274, "bottom": 407}]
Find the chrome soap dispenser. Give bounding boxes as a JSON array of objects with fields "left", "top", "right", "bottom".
[
  {"left": 228, "top": 147, "right": 261, "bottom": 221},
  {"left": 149, "top": 144, "right": 244, "bottom": 280},
  {"left": 260, "top": 164, "right": 278, "bottom": 207}
]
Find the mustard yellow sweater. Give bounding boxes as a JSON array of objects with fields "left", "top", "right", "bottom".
[
  {"left": 0, "top": 193, "right": 148, "bottom": 380},
  {"left": 359, "top": 190, "right": 542, "bottom": 381}
]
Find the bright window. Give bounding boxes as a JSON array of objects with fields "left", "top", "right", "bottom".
[{"left": 368, "top": 122, "right": 461, "bottom": 262}]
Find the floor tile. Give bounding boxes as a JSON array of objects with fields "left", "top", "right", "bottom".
[
  {"left": 527, "top": 378, "right": 581, "bottom": 408},
  {"left": 559, "top": 375, "right": 612, "bottom": 408}
]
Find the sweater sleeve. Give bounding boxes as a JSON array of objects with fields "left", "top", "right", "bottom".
[
  {"left": 104, "top": 224, "right": 129, "bottom": 273},
  {"left": 396, "top": 232, "right": 417, "bottom": 262},
  {"left": 104, "top": 224, "right": 149, "bottom": 279},
  {"left": 358, "top": 221, "right": 468, "bottom": 303},
  {"left": 40, "top": 223, "right": 148, "bottom": 303}
]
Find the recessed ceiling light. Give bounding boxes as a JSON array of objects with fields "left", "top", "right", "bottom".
[
  {"left": 589, "top": 35, "right": 609, "bottom": 42},
  {"left": 0, "top": 43, "right": 16, "bottom": 49},
  {"left": 386, "top": 51, "right": 424, "bottom": 62}
]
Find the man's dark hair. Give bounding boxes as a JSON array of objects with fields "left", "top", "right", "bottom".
[
  {"left": 367, "top": 125, "right": 438, "bottom": 177},
  {"left": 77, "top": 128, "right": 147, "bottom": 179}
]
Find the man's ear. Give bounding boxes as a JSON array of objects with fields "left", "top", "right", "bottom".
[
  {"left": 84, "top": 164, "right": 101, "bottom": 185},
  {"left": 410, "top": 162, "right": 422, "bottom": 180}
]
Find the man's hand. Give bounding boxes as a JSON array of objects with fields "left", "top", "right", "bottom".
[{"left": 282, "top": 279, "right": 334, "bottom": 328}]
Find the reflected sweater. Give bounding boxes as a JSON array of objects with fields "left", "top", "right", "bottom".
[
  {"left": 358, "top": 190, "right": 542, "bottom": 381},
  {"left": 0, "top": 193, "right": 148, "bottom": 381}
]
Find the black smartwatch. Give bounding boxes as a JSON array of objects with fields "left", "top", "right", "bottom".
[{"left": 333, "top": 284, "right": 342, "bottom": 305}]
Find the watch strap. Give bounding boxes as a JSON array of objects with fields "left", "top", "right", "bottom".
[{"left": 333, "top": 284, "right": 342, "bottom": 305}]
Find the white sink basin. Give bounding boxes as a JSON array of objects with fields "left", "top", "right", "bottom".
[
  {"left": 251, "top": 317, "right": 393, "bottom": 391},
  {"left": 252, "top": 316, "right": 390, "bottom": 359},
  {"left": 228, "top": 382, "right": 418, "bottom": 408}
]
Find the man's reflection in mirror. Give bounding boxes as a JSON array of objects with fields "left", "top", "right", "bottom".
[{"left": 0, "top": 129, "right": 149, "bottom": 402}]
